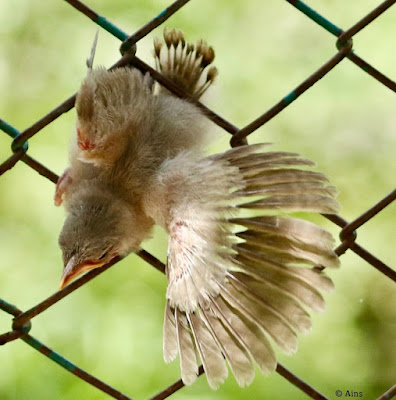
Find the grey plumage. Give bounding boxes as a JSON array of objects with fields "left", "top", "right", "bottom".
[{"left": 56, "top": 28, "right": 340, "bottom": 389}]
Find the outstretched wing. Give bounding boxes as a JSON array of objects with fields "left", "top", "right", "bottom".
[{"left": 158, "top": 144, "right": 339, "bottom": 389}]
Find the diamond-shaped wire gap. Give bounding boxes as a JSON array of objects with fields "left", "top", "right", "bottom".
[{"left": 285, "top": 0, "right": 396, "bottom": 91}]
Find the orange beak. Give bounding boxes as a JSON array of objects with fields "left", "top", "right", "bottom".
[{"left": 59, "top": 255, "right": 105, "bottom": 290}]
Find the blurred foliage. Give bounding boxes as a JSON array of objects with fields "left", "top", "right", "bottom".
[{"left": 0, "top": 0, "right": 395, "bottom": 399}]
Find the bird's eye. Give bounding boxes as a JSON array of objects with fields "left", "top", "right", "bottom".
[{"left": 98, "top": 252, "right": 108, "bottom": 260}]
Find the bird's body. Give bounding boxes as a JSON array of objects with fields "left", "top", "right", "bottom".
[{"left": 57, "top": 29, "right": 340, "bottom": 389}]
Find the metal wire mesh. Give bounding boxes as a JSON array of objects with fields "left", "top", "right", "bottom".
[{"left": 1, "top": 0, "right": 395, "bottom": 399}]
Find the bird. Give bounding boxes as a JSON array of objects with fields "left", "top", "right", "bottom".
[
  {"left": 56, "top": 28, "right": 340, "bottom": 389},
  {"left": 54, "top": 28, "right": 217, "bottom": 205}
]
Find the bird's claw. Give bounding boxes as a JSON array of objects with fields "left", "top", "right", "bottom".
[{"left": 54, "top": 167, "right": 73, "bottom": 207}]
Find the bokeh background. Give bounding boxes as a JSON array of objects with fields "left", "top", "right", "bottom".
[{"left": 0, "top": 1, "right": 395, "bottom": 399}]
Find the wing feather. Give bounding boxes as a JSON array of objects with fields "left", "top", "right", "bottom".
[
  {"left": 152, "top": 144, "right": 339, "bottom": 387},
  {"left": 201, "top": 302, "right": 255, "bottom": 387},
  {"left": 163, "top": 301, "right": 178, "bottom": 363},
  {"left": 220, "top": 282, "right": 298, "bottom": 354},
  {"left": 208, "top": 297, "right": 277, "bottom": 376},
  {"left": 175, "top": 309, "right": 199, "bottom": 385},
  {"left": 187, "top": 312, "right": 228, "bottom": 389}
]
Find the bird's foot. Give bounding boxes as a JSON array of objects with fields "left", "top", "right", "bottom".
[{"left": 54, "top": 167, "right": 73, "bottom": 207}]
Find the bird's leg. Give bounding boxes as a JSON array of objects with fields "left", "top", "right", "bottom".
[{"left": 54, "top": 167, "right": 73, "bottom": 206}]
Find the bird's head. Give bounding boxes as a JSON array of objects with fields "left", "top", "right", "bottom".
[
  {"left": 74, "top": 67, "right": 154, "bottom": 166},
  {"left": 58, "top": 186, "right": 153, "bottom": 289}
]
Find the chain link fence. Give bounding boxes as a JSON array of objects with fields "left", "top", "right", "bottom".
[{"left": 0, "top": 0, "right": 395, "bottom": 399}]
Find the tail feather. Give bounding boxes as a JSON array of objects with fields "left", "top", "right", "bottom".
[{"left": 153, "top": 28, "right": 218, "bottom": 99}]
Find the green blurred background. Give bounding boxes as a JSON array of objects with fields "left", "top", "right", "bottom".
[{"left": 0, "top": 1, "right": 395, "bottom": 399}]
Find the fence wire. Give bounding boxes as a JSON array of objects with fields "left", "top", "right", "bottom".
[{"left": 1, "top": 0, "right": 395, "bottom": 399}]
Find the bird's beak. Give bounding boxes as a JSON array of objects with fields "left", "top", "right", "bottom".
[{"left": 59, "top": 255, "right": 105, "bottom": 290}]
